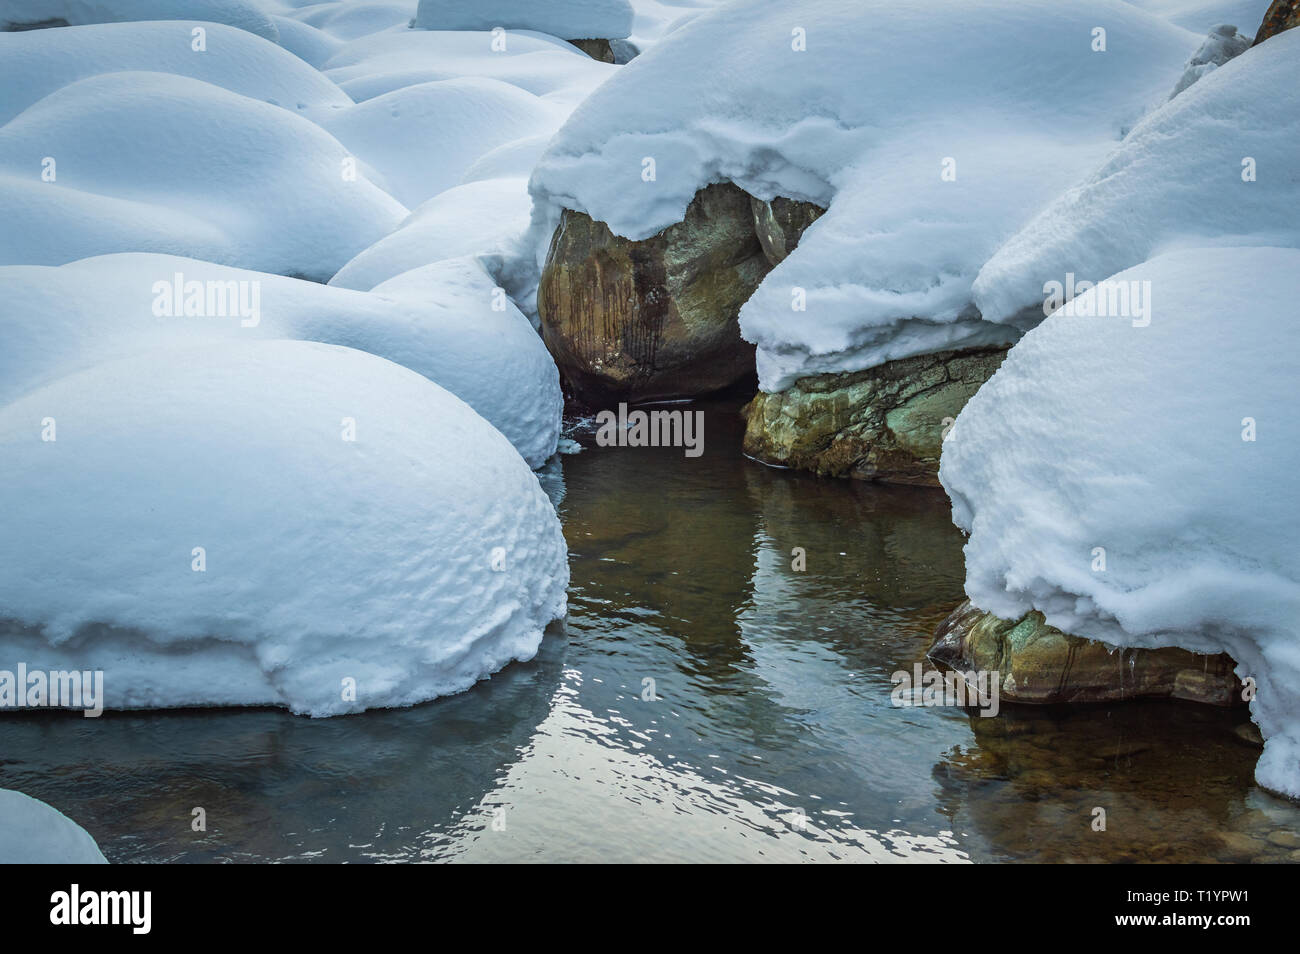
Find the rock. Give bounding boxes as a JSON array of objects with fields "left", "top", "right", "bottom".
[
  {"left": 742, "top": 347, "right": 1007, "bottom": 486},
  {"left": 570, "top": 38, "right": 616, "bottom": 63},
  {"left": 538, "top": 182, "right": 772, "bottom": 404},
  {"left": 1268, "top": 829, "right": 1300, "bottom": 848},
  {"left": 1234, "top": 721, "right": 1265, "bottom": 747},
  {"left": 928, "top": 599, "right": 1245, "bottom": 706},
  {"left": 1255, "top": 0, "right": 1300, "bottom": 44},
  {"left": 749, "top": 195, "right": 825, "bottom": 266}
]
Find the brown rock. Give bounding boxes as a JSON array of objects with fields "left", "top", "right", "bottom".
[
  {"left": 538, "top": 183, "right": 772, "bottom": 404},
  {"left": 928, "top": 599, "right": 1245, "bottom": 706},
  {"left": 1254, "top": 0, "right": 1300, "bottom": 44}
]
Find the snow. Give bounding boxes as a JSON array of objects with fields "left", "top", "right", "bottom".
[
  {"left": 270, "top": 14, "right": 344, "bottom": 67},
  {"left": 313, "top": 76, "right": 566, "bottom": 206},
  {"left": 1167, "top": 23, "right": 1250, "bottom": 98},
  {"left": 0, "top": 339, "right": 569, "bottom": 716},
  {"left": 330, "top": 177, "right": 532, "bottom": 292},
  {"left": 0, "top": 790, "right": 107, "bottom": 864},
  {"left": 973, "top": 29, "right": 1300, "bottom": 326},
  {"left": 939, "top": 247, "right": 1300, "bottom": 798},
  {"left": 0, "top": 253, "right": 561, "bottom": 467},
  {"left": 0, "top": 71, "right": 404, "bottom": 279},
  {"left": 0, "top": 0, "right": 279, "bottom": 39},
  {"left": 414, "top": 0, "right": 634, "bottom": 39},
  {"left": 0, "top": 20, "right": 350, "bottom": 126},
  {"left": 525, "top": 0, "right": 1202, "bottom": 391},
  {"left": 322, "top": 26, "right": 614, "bottom": 106},
  {"left": 1123, "top": 0, "right": 1272, "bottom": 35},
  {"left": 288, "top": 0, "right": 420, "bottom": 41}
]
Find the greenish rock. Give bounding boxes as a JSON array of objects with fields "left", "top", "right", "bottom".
[
  {"left": 1255, "top": 0, "right": 1300, "bottom": 45},
  {"left": 742, "top": 347, "right": 1008, "bottom": 486},
  {"left": 928, "top": 599, "right": 1245, "bottom": 706}
]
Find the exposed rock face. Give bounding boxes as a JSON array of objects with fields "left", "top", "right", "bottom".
[
  {"left": 749, "top": 196, "right": 826, "bottom": 265},
  {"left": 1255, "top": 0, "right": 1300, "bottom": 44},
  {"left": 570, "top": 38, "right": 616, "bottom": 63},
  {"left": 538, "top": 183, "right": 776, "bottom": 404},
  {"left": 928, "top": 599, "right": 1245, "bottom": 707},
  {"left": 742, "top": 347, "right": 1007, "bottom": 486}
]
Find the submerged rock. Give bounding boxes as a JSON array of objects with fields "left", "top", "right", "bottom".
[
  {"left": 742, "top": 347, "right": 1007, "bottom": 486},
  {"left": 928, "top": 600, "right": 1245, "bottom": 706},
  {"left": 538, "top": 182, "right": 772, "bottom": 404}
]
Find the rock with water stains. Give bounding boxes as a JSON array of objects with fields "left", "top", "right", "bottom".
[
  {"left": 742, "top": 348, "right": 1007, "bottom": 486},
  {"left": 749, "top": 196, "right": 825, "bottom": 265},
  {"left": 538, "top": 182, "right": 774, "bottom": 404},
  {"left": 928, "top": 599, "right": 1245, "bottom": 706},
  {"left": 1255, "top": 0, "right": 1300, "bottom": 44}
]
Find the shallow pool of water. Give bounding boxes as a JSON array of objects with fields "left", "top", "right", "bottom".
[{"left": 2, "top": 398, "right": 1296, "bottom": 862}]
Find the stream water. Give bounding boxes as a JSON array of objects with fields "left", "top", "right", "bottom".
[{"left": 2, "top": 397, "right": 1297, "bottom": 862}]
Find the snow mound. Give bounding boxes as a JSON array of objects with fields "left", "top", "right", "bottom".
[
  {"left": 1123, "top": 0, "right": 1271, "bottom": 35},
  {"left": 314, "top": 77, "right": 566, "bottom": 207},
  {"left": 0, "top": 790, "right": 107, "bottom": 864},
  {"left": 0, "top": 253, "right": 561, "bottom": 467},
  {"left": 290, "top": 0, "right": 420, "bottom": 41},
  {"left": 330, "top": 177, "right": 531, "bottom": 292},
  {"left": 414, "top": 0, "right": 633, "bottom": 39},
  {"left": 0, "top": 71, "right": 404, "bottom": 279},
  {"left": 270, "top": 14, "right": 344, "bottom": 68},
  {"left": 940, "top": 247, "right": 1300, "bottom": 799},
  {"left": 0, "top": 0, "right": 278, "bottom": 39},
  {"left": 0, "top": 340, "right": 569, "bottom": 716},
  {"left": 973, "top": 30, "right": 1300, "bottom": 325},
  {"left": 526, "top": 0, "right": 1200, "bottom": 391},
  {"left": 323, "top": 27, "right": 613, "bottom": 105},
  {"left": 0, "top": 20, "right": 350, "bottom": 125}
]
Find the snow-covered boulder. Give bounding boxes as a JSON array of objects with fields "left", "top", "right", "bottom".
[
  {"left": 414, "top": 0, "right": 634, "bottom": 40},
  {"left": 0, "top": 339, "right": 569, "bottom": 716},
  {"left": 939, "top": 247, "right": 1300, "bottom": 798},
  {"left": 269, "top": 14, "right": 344, "bottom": 68},
  {"left": 330, "top": 178, "right": 532, "bottom": 292},
  {"left": 1167, "top": 23, "right": 1251, "bottom": 97},
  {"left": 0, "top": 253, "right": 561, "bottom": 467},
  {"left": 1123, "top": 0, "right": 1271, "bottom": 34},
  {"left": 290, "top": 0, "right": 420, "bottom": 42},
  {"left": 0, "top": 71, "right": 404, "bottom": 279},
  {"left": 527, "top": 0, "right": 1200, "bottom": 392},
  {"left": 0, "top": 790, "right": 107, "bottom": 864},
  {"left": 0, "top": 0, "right": 278, "bottom": 40},
  {"left": 0, "top": 20, "right": 350, "bottom": 126},
  {"left": 974, "top": 27, "right": 1300, "bottom": 325},
  {"left": 314, "top": 77, "right": 566, "bottom": 207},
  {"left": 321, "top": 26, "right": 613, "bottom": 106}
]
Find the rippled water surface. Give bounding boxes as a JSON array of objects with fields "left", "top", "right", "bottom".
[{"left": 3, "top": 398, "right": 1297, "bottom": 862}]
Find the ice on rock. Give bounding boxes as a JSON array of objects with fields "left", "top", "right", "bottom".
[
  {"left": 0, "top": 790, "right": 107, "bottom": 864},
  {"left": 0, "top": 0, "right": 279, "bottom": 39},
  {"left": 414, "top": 0, "right": 634, "bottom": 39},
  {"left": 0, "top": 71, "right": 404, "bottom": 278},
  {"left": 940, "top": 247, "right": 1300, "bottom": 798},
  {"left": 0, "top": 20, "right": 350, "bottom": 125},
  {"left": 525, "top": 0, "right": 1201, "bottom": 391},
  {"left": 0, "top": 253, "right": 561, "bottom": 468},
  {"left": 0, "top": 340, "right": 569, "bottom": 716},
  {"left": 973, "top": 29, "right": 1300, "bottom": 326}
]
